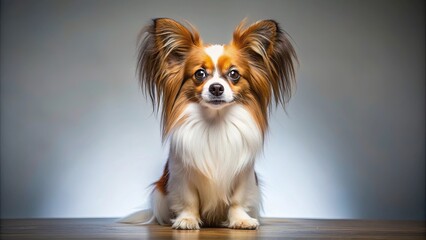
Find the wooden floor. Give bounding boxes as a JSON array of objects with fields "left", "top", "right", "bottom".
[{"left": 1, "top": 218, "right": 425, "bottom": 239}]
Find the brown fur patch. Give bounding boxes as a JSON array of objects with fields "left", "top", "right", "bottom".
[
  {"left": 155, "top": 161, "right": 169, "bottom": 194},
  {"left": 231, "top": 19, "right": 298, "bottom": 107},
  {"left": 137, "top": 18, "right": 202, "bottom": 138}
]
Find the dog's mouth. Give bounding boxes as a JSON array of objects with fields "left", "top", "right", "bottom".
[
  {"left": 207, "top": 100, "right": 227, "bottom": 105},
  {"left": 202, "top": 98, "right": 235, "bottom": 109}
]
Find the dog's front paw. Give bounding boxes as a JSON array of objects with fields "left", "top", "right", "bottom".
[
  {"left": 228, "top": 217, "right": 259, "bottom": 230},
  {"left": 172, "top": 216, "right": 201, "bottom": 230}
]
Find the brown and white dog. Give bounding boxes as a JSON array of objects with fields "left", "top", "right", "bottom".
[{"left": 120, "top": 18, "right": 297, "bottom": 230}]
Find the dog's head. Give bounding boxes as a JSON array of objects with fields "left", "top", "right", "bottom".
[{"left": 138, "top": 18, "right": 297, "bottom": 135}]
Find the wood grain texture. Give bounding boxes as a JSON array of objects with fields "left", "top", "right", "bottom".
[{"left": 1, "top": 218, "right": 425, "bottom": 239}]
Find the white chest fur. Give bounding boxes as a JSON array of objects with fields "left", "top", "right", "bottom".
[{"left": 169, "top": 103, "right": 262, "bottom": 207}]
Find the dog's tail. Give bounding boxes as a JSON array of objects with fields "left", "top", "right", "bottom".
[
  {"left": 118, "top": 188, "right": 170, "bottom": 225},
  {"left": 118, "top": 209, "right": 156, "bottom": 224}
]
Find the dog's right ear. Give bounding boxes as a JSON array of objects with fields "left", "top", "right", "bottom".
[{"left": 137, "top": 18, "right": 201, "bottom": 108}]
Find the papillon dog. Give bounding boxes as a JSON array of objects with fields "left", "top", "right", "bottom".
[{"left": 120, "top": 18, "right": 297, "bottom": 230}]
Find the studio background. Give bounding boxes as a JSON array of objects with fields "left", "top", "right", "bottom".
[{"left": 1, "top": 0, "right": 424, "bottom": 220}]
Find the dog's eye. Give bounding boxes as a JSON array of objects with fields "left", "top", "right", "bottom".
[
  {"left": 227, "top": 69, "right": 240, "bottom": 83},
  {"left": 194, "top": 69, "right": 207, "bottom": 81}
]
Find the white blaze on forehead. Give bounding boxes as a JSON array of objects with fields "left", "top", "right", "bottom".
[
  {"left": 204, "top": 45, "right": 224, "bottom": 66},
  {"left": 201, "top": 44, "right": 234, "bottom": 106}
]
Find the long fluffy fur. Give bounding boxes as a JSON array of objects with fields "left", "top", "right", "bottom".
[
  {"left": 232, "top": 19, "right": 298, "bottom": 109},
  {"left": 120, "top": 18, "right": 297, "bottom": 230},
  {"left": 137, "top": 18, "right": 202, "bottom": 137}
]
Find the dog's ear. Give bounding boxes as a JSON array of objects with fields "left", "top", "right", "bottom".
[
  {"left": 232, "top": 19, "right": 297, "bottom": 106},
  {"left": 150, "top": 18, "right": 201, "bottom": 65},
  {"left": 137, "top": 18, "right": 201, "bottom": 110}
]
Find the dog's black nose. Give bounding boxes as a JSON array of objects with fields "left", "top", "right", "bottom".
[{"left": 209, "top": 84, "right": 224, "bottom": 96}]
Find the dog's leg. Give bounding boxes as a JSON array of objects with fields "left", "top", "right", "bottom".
[
  {"left": 227, "top": 169, "right": 260, "bottom": 230},
  {"left": 152, "top": 188, "right": 172, "bottom": 225},
  {"left": 168, "top": 172, "right": 201, "bottom": 230}
]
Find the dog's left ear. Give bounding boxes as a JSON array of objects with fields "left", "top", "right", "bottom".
[{"left": 232, "top": 20, "right": 298, "bottom": 105}]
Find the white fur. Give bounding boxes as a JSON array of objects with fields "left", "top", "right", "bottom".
[
  {"left": 204, "top": 44, "right": 223, "bottom": 64},
  {"left": 167, "top": 103, "right": 262, "bottom": 228},
  {"left": 118, "top": 209, "right": 154, "bottom": 224},
  {"left": 201, "top": 45, "right": 234, "bottom": 107}
]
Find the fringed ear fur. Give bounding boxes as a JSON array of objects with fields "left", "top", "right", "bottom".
[
  {"left": 137, "top": 18, "right": 201, "bottom": 111},
  {"left": 232, "top": 20, "right": 298, "bottom": 107}
]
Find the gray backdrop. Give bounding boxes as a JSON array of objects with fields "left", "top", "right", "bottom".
[{"left": 1, "top": 0, "right": 424, "bottom": 220}]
